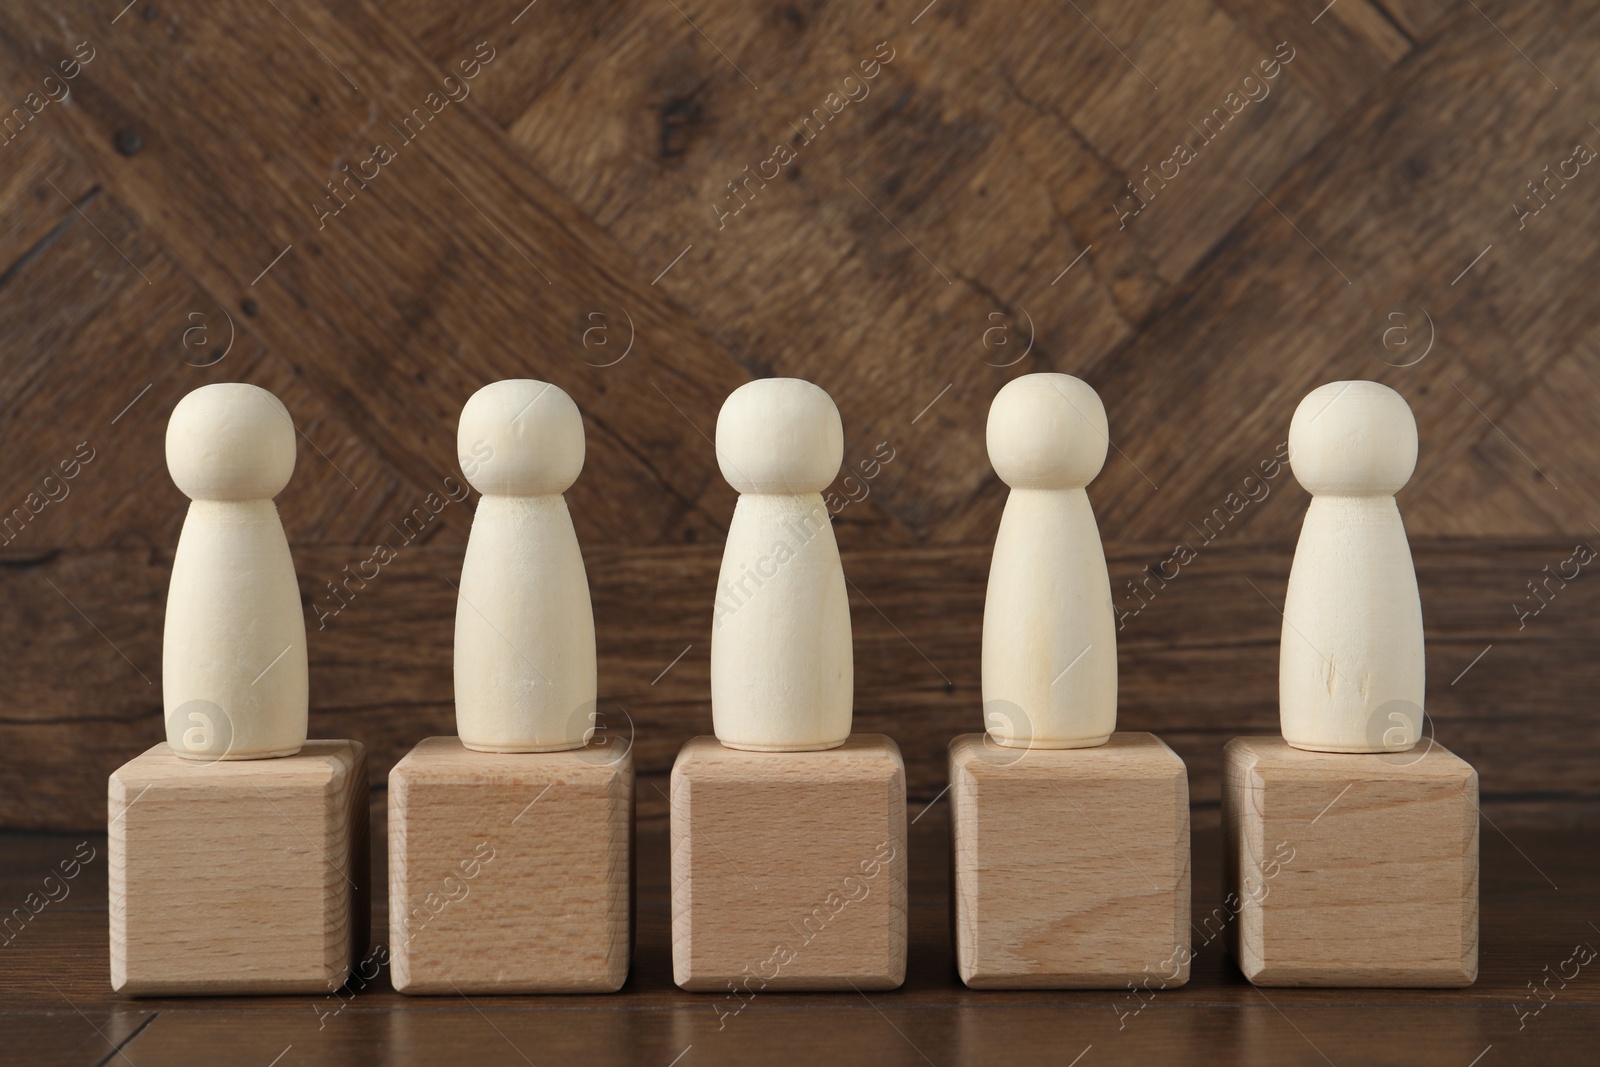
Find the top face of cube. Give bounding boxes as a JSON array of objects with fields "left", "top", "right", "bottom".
[
  {"left": 672, "top": 734, "right": 905, "bottom": 787},
  {"left": 1225, "top": 736, "right": 1477, "bottom": 788},
  {"left": 109, "top": 740, "right": 360, "bottom": 801},
  {"left": 950, "top": 731, "right": 1186, "bottom": 785},
  {"left": 390, "top": 736, "right": 632, "bottom": 793}
]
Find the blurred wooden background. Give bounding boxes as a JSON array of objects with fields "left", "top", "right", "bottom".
[{"left": 2, "top": 0, "right": 1598, "bottom": 831}]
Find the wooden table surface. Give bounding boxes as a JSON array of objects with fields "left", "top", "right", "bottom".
[{"left": 4, "top": 803, "right": 1595, "bottom": 1066}]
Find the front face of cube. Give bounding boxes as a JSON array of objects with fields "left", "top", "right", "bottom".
[
  {"left": 111, "top": 759, "right": 360, "bottom": 995},
  {"left": 1240, "top": 763, "right": 1478, "bottom": 986},
  {"left": 389, "top": 758, "right": 631, "bottom": 993},
  {"left": 951, "top": 739, "right": 1191, "bottom": 989},
  {"left": 672, "top": 762, "right": 907, "bottom": 992}
]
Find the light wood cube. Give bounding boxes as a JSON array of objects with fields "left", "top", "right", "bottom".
[
  {"left": 1223, "top": 736, "right": 1479, "bottom": 986},
  {"left": 949, "top": 731, "right": 1191, "bottom": 989},
  {"left": 108, "top": 740, "right": 369, "bottom": 995},
  {"left": 388, "top": 736, "right": 632, "bottom": 994},
  {"left": 670, "top": 734, "right": 907, "bottom": 992}
]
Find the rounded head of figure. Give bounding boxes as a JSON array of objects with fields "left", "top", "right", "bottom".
[
  {"left": 1288, "top": 380, "right": 1417, "bottom": 496},
  {"left": 715, "top": 378, "right": 844, "bottom": 494},
  {"left": 166, "top": 383, "right": 296, "bottom": 501},
  {"left": 458, "top": 379, "right": 585, "bottom": 496},
  {"left": 986, "top": 373, "right": 1108, "bottom": 489}
]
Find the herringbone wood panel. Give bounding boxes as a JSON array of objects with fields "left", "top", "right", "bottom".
[{"left": 3, "top": 0, "right": 1599, "bottom": 833}]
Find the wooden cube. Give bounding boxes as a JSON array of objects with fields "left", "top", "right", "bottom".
[
  {"left": 108, "top": 740, "right": 368, "bottom": 995},
  {"left": 388, "top": 736, "right": 632, "bottom": 994},
  {"left": 949, "top": 731, "right": 1191, "bottom": 989},
  {"left": 670, "top": 734, "right": 907, "bottom": 992},
  {"left": 1223, "top": 736, "right": 1479, "bottom": 986}
]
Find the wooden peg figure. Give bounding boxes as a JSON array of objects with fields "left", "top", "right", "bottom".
[
  {"left": 1223, "top": 383, "right": 1476, "bottom": 988},
  {"left": 673, "top": 378, "right": 904, "bottom": 992},
  {"left": 163, "top": 383, "right": 307, "bottom": 760},
  {"left": 385, "top": 382, "right": 628, "bottom": 997},
  {"left": 1281, "top": 380, "right": 1424, "bottom": 752},
  {"left": 951, "top": 373, "right": 1190, "bottom": 990},
  {"left": 982, "top": 373, "right": 1117, "bottom": 748},
  {"left": 115, "top": 383, "right": 367, "bottom": 995},
  {"left": 711, "top": 378, "right": 852, "bottom": 751},
  {"left": 454, "top": 380, "right": 597, "bottom": 752}
]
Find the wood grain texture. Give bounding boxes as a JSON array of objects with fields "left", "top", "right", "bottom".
[
  {"left": 6, "top": 810, "right": 1597, "bottom": 1065},
  {"left": 669, "top": 734, "right": 907, "bottom": 991},
  {"left": 387, "top": 736, "right": 632, "bottom": 994},
  {"left": 1222, "top": 735, "right": 1478, "bottom": 987},
  {"left": 107, "top": 740, "right": 368, "bottom": 995},
  {"left": 950, "top": 731, "right": 1190, "bottom": 989},
  {"left": 3, "top": 538, "right": 1592, "bottom": 832},
  {"left": 0, "top": 0, "right": 1595, "bottom": 860}
]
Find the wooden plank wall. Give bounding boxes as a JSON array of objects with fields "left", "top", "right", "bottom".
[{"left": 1, "top": 0, "right": 1598, "bottom": 829}]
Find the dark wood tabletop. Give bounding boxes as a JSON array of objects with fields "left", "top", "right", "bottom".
[{"left": 4, "top": 802, "right": 1595, "bottom": 1066}]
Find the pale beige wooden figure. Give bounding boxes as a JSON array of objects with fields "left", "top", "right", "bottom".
[
  {"left": 110, "top": 384, "right": 366, "bottom": 994},
  {"left": 454, "top": 380, "right": 597, "bottom": 752},
  {"left": 670, "top": 736, "right": 907, "bottom": 992},
  {"left": 674, "top": 380, "right": 905, "bottom": 992},
  {"left": 390, "top": 382, "right": 630, "bottom": 993},
  {"left": 982, "top": 372, "right": 1117, "bottom": 748},
  {"left": 163, "top": 383, "right": 307, "bottom": 760},
  {"left": 388, "top": 737, "right": 632, "bottom": 993},
  {"left": 1223, "top": 737, "right": 1478, "bottom": 986},
  {"left": 1224, "top": 383, "right": 1477, "bottom": 988},
  {"left": 952, "top": 375, "right": 1189, "bottom": 989},
  {"left": 109, "top": 740, "right": 368, "bottom": 994},
  {"left": 950, "top": 733, "right": 1189, "bottom": 989},
  {"left": 711, "top": 378, "right": 852, "bottom": 751},
  {"left": 1281, "top": 380, "right": 1424, "bottom": 753}
]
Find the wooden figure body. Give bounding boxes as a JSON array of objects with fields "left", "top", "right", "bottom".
[
  {"left": 163, "top": 383, "right": 307, "bottom": 760},
  {"left": 1281, "top": 380, "right": 1424, "bottom": 753},
  {"left": 710, "top": 378, "right": 852, "bottom": 751},
  {"left": 454, "top": 380, "right": 596, "bottom": 752},
  {"left": 981, "top": 373, "right": 1117, "bottom": 748}
]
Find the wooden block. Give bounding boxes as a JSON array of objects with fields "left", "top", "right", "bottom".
[
  {"left": 949, "top": 731, "right": 1190, "bottom": 989},
  {"left": 108, "top": 740, "right": 368, "bottom": 995},
  {"left": 670, "top": 734, "right": 907, "bottom": 992},
  {"left": 388, "top": 736, "right": 632, "bottom": 993},
  {"left": 1223, "top": 736, "right": 1479, "bottom": 987}
]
